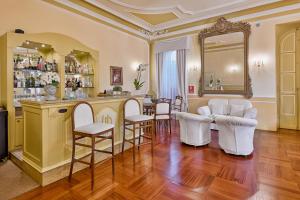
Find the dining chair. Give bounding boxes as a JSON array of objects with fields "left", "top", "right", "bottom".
[
  {"left": 154, "top": 98, "right": 172, "bottom": 135},
  {"left": 69, "top": 102, "right": 115, "bottom": 190},
  {"left": 143, "top": 94, "right": 154, "bottom": 115},
  {"left": 171, "top": 96, "right": 183, "bottom": 119},
  {"left": 122, "top": 98, "right": 155, "bottom": 163}
]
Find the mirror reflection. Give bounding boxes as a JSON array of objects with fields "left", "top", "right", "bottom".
[{"left": 203, "top": 32, "right": 244, "bottom": 91}]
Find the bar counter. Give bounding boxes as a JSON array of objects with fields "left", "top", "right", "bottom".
[{"left": 20, "top": 96, "right": 143, "bottom": 186}]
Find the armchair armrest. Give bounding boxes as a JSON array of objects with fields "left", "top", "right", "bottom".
[
  {"left": 197, "top": 106, "right": 211, "bottom": 116},
  {"left": 215, "top": 116, "right": 257, "bottom": 127}
]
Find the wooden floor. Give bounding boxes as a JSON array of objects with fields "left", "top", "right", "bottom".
[{"left": 14, "top": 122, "right": 300, "bottom": 200}]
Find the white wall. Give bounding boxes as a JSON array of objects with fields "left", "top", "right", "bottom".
[{"left": 0, "top": 0, "right": 149, "bottom": 94}]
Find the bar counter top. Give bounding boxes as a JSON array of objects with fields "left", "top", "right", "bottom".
[{"left": 20, "top": 95, "right": 143, "bottom": 108}]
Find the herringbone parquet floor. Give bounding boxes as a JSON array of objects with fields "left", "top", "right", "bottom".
[{"left": 14, "top": 123, "right": 300, "bottom": 200}]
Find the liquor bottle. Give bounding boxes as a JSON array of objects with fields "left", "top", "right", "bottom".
[
  {"left": 53, "top": 60, "right": 57, "bottom": 72},
  {"left": 14, "top": 74, "right": 18, "bottom": 88},
  {"left": 37, "top": 56, "right": 41, "bottom": 71},
  {"left": 69, "top": 63, "right": 73, "bottom": 74}
]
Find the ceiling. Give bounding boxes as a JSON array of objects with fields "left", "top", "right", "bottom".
[
  {"left": 88, "top": 0, "right": 281, "bottom": 29},
  {"left": 48, "top": 0, "right": 300, "bottom": 39}
]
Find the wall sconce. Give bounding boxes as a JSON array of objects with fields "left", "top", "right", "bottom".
[
  {"left": 228, "top": 65, "right": 239, "bottom": 73},
  {"left": 254, "top": 60, "right": 264, "bottom": 69}
]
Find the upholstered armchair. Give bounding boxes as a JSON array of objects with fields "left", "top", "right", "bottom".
[
  {"left": 215, "top": 115, "right": 257, "bottom": 155},
  {"left": 197, "top": 98, "right": 258, "bottom": 155},
  {"left": 176, "top": 112, "right": 212, "bottom": 146}
]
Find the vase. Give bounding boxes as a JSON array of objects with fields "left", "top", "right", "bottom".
[
  {"left": 134, "top": 88, "right": 143, "bottom": 96},
  {"left": 44, "top": 85, "right": 57, "bottom": 101}
]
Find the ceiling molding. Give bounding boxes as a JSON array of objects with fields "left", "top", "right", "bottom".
[
  {"left": 84, "top": 0, "right": 153, "bottom": 30},
  {"left": 53, "top": 0, "right": 149, "bottom": 38},
  {"left": 109, "top": 0, "right": 195, "bottom": 15},
  {"left": 154, "top": 4, "right": 300, "bottom": 41},
  {"left": 45, "top": 0, "right": 300, "bottom": 41},
  {"left": 152, "top": 0, "right": 281, "bottom": 30}
]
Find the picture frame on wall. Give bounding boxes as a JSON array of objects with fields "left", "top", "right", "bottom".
[
  {"left": 188, "top": 84, "right": 195, "bottom": 94},
  {"left": 110, "top": 66, "right": 123, "bottom": 85}
]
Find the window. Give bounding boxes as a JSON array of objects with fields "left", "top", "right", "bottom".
[{"left": 160, "top": 50, "right": 178, "bottom": 100}]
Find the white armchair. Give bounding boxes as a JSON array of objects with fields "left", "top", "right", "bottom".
[
  {"left": 215, "top": 114, "right": 257, "bottom": 155},
  {"left": 176, "top": 112, "right": 212, "bottom": 146},
  {"left": 197, "top": 98, "right": 258, "bottom": 155}
]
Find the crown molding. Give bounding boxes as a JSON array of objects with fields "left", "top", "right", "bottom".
[
  {"left": 84, "top": 0, "right": 154, "bottom": 30},
  {"left": 48, "top": 0, "right": 300, "bottom": 41},
  {"left": 109, "top": 0, "right": 195, "bottom": 15},
  {"left": 153, "top": 3, "right": 300, "bottom": 41},
  {"left": 54, "top": 0, "right": 150, "bottom": 39},
  {"left": 153, "top": 0, "right": 280, "bottom": 31}
]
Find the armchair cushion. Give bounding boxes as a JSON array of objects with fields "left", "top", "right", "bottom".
[{"left": 197, "top": 106, "right": 211, "bottom": 116}]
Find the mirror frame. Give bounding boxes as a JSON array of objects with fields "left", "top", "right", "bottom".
[{"left": 198, "top": 17, "right": 253, "bottom": 98}]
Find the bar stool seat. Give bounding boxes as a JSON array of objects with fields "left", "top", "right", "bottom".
[
  {"left": 125, "top": 115, "right": 153, "bottom": 122},
  {"left": 75, "top": 123, "right": 114, "bottom": 134}
]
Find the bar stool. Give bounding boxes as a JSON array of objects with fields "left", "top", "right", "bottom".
[
  {"left": 69, "top": 102, "right": 115, "bottom": 190},
  {"left": 122, "top": 98, "right": 155, "bottom": 163}
]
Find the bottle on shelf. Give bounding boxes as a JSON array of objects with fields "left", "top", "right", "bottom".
[
  {"left": 14, "top": 73, "right": 18, "bottom": 88},
  {"left": 53, "top": 60, "right": 57, "bottom": 72}
]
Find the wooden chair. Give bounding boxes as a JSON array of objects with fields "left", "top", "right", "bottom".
[
  {"left": 154, "top": 98, "right": 172, "bottom": 135},
  {"left": 122, "top": 98, "right": 155, "bottom": 163},
  {"left": 143, "top": 95, "right": 154, "bottom": 115},
  {"left": 171, "top": 96, "right": 183, "bottom": 120},
  {"left": 172, "top": 96, "right": 183, "bottom": 112},
  {"left": 69, "top": 102, "right": 115, "bottom": 190}
]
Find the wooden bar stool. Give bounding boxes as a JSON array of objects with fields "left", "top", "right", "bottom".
[
  {"left": 69, "top": 102, "right": 115, "bottom": 189},
  {"left": 122, "top": 98, "right": 155, "bottom": 163}
]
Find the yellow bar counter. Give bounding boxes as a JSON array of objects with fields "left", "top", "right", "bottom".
[{"left": 20, "top": 96, "right": 143, "bottom": 186}]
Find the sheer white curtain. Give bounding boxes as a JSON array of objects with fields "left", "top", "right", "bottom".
[
  {"left": 176, "top": 49, "right": 188, "bottom": 111},
  {"left": 156, "top": 50, "right": 178, "bottom": 100}
]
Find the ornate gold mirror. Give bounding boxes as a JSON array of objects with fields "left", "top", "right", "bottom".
[{"left": 198, "top": 17, "right": 252, "bottom": 98}]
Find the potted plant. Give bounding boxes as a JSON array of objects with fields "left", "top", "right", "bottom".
[
  {"left": 40, "top": 72, "right": 60, "bottom": 100},
  {"left": 133, "top": 64, "right": 146, "bottom": 90},
  {"left": 112, "top": 85, "right": 122, "bottom": 95}
]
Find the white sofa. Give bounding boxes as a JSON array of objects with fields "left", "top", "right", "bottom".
[
  {"left": 176, "top": 112, "right": 212, "bottom": 146},
  {"left": 197, "top": 99, "right": 257, "bottom": 155}
]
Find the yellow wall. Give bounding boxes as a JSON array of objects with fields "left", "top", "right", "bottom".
[{"left": 0, "top": 0, "right": 149, "bottom": 94}]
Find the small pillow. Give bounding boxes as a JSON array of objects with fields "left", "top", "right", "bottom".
[
  {"left": 230, "top": 104, "right": 244, "bottom": 117},
  {"left": 244, "top": 107, "right": 257, "bottom": 119},
  {"left": 197, "top": 106, "right": 211, "bottom": 115}
]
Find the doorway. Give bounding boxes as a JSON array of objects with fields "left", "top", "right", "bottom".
[{"left": 278, "top": 24, "right": 300, "bottom": 130}]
